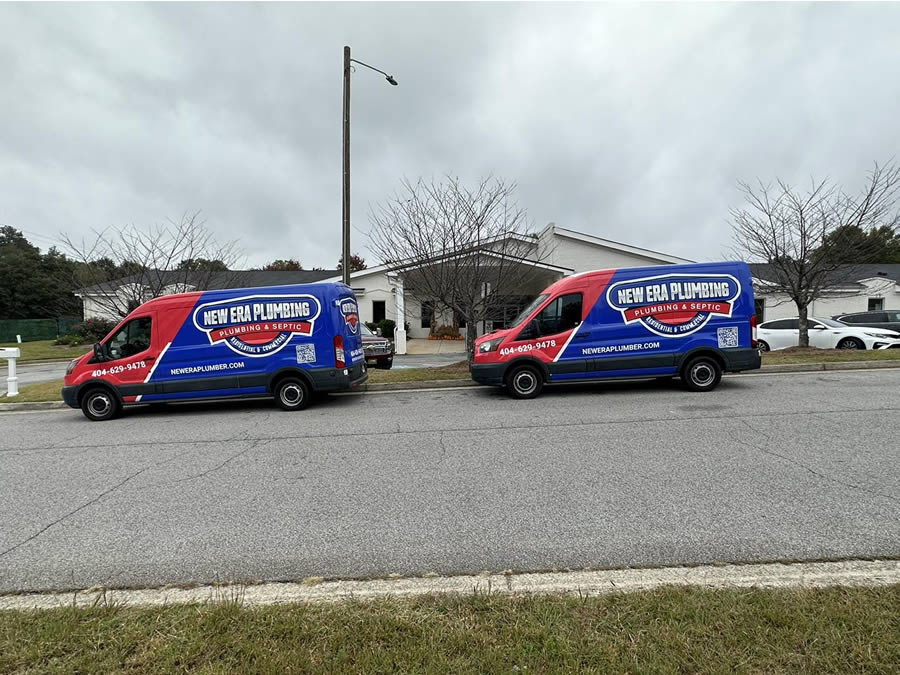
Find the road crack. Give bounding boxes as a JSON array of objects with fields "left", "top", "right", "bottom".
[
  {"left": 0, "top": 466, "right": 151, "bottom": 559},
  {"left": 733, "top": 418, "right": 900, "bottom": 507}
]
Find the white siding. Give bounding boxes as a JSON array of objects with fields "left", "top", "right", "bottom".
[
  {"left": 540, "top": 232, "right": 681, "bottom": 273},
  {"left": 756, "top": 279, "right": 900, "bottom": 322}
]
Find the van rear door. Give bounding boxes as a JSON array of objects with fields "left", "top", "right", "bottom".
[{"left": 336, "top": 294, "right": 364, "bottom": 367}]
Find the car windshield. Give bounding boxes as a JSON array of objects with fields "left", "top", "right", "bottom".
[
  {"left": 508, "top": 294, "right": 549, "bottom": 329},
  {"left": 360, "top": 323, "right": 374, "bottom": 336},
  {"left": 815, "top": 318, "right": 845, "bottom": 328}
]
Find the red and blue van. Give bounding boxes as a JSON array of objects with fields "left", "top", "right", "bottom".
[
  {"left": 471, "top": 262, "right": 761, "bottom": 397},
  {"left": 63, "top": 282, "right": 366, "bottom": 420}
]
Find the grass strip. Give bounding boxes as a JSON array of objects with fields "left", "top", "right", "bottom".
[
  {"left": 1, "top": 585, "right": 898, "bottom": 673},
  {"left": 0, "top": 339, "right": 89, "bottom": 363}
]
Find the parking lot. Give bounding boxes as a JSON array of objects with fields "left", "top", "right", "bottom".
[{"left": 1, "top": 368, "right": 898, "bottom": 593}]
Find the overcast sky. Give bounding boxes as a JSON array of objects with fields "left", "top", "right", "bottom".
[{"left": 2, "top": 2, "right": 900, "bottom": 269}]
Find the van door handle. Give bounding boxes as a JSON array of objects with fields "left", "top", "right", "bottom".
[
  {"left": 144, "top": 356, "right": 156, "bottom": 362},
  {"left": 575, "top": 332, "right": 591, "bottom": 339}
]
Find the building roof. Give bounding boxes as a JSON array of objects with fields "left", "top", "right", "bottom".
[
  {"left": 542, "top": 224, "right": 695, "bottom": 265},
  {"left": 76, "top": 269, "right": 340, "bottom": 296},
  {"left": 749, "top": 263, "right": 900, "bottom": 287}
]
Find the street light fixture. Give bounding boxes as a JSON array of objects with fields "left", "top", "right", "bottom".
[{"left": 342, "top": 45, "right": 398, "bottom": 286}]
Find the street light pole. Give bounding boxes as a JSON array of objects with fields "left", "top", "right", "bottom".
[
  {"left": 341, "top": 46, "right": 397, "bottom": 287},
  {"left": 342, "top": 46, "right": 352, "bottom": 287}
]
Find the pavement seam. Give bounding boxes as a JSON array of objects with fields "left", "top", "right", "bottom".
[{"left": 1, "top": 559, "right": 898, "bottom": 610}]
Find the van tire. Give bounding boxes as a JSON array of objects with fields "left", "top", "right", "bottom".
[
  {"left": 506, "top": 364, "right": 543, "bottom": 399},
  {"left": 81, "top": 387, "right": 120, "bottom": 422},
  {"left": 681, "top": 355, "right": 722, "bottom": 393},
  {"left": 275, "top": 377, "right": 310, "bottom": 411}
]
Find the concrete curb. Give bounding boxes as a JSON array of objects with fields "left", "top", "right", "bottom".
[
  {"left": 2, "top": 360, "right": 898, "bottom": 412},
  {"left": 2, "top": 559, "right": 898, "bottom": 610}
]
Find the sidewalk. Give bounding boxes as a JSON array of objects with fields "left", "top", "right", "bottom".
[{"left": 404, "top": 339, "right": 466, "bottom": 355}]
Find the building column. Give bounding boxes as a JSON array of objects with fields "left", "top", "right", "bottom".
[{"left": 390, "top": 273, "right": 407, "bottom": 355}]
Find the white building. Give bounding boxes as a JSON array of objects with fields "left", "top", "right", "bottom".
[
  {"left": 76, "top": 225, "right": 692, "bottom": 341},
  {"left": 750, "top": 264, "right": 900, "bottom": 322}
]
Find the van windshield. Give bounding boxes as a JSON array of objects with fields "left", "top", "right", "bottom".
[{"left": 508, "top": 294, "right": 549, "bottom": 329}]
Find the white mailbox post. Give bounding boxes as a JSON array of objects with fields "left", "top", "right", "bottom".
[{"left": 1, "top": 347, "right": 20, "bottom": 397}]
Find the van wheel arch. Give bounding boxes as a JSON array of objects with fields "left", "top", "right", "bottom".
[
  {"left": 676, "top": 347, "right": 727, "bottom": 373},
  {"left": 76, "top": 380, "right": 123, "bottom": 407},
  {"left": 503, "top": 356, "right": 550, "bottom": 380},
  {"left": 269, "top": 368, "right": 315, "bottom": 394}
]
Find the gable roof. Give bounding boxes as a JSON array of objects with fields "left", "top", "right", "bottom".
[
  {"left": 749, "top": 263, "right": 900, "bottom": 288},
  {"left": 76, "top": 269, "right": 340, "bottom": 296},
  {"left": 542, "top": 224, "right": 694, "bottom": 265}
]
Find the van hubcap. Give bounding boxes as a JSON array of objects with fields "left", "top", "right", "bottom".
[
  {"left": 514, "top": 371, "right": 536, "bottom": 395},
  {"left": 690, "top": 363, "right": 715, "bottom": 387},
  {"left": 281, "top": 384, "right": 302, "bottom": 406},
  {"left": 89, "top": 394, "right": 111, "bottom": 416}
]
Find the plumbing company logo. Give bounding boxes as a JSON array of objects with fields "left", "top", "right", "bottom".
[
  {"left": 607, "top": 273, "right": 741, "bottom": 337},
  {"left": 193, "top": 294, "right": 322, "bottom": 357},
  {"left": 339, "top": 297, "right": 359, "bottom": 334}
]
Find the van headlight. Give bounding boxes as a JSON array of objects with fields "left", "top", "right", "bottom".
[
  {"left": 65, "top": 359, "right": 78, "bottom": 375},
  {"left": 478, "top": 337, "right": 504, "bottom": 353}
]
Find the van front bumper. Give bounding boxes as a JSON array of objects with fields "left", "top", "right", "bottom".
[
  {"left": 308, "top": 362, "right": 368, "bottom": 392},
  {"left": 721, "top": 347, "right": 762, "bottom": 372},
  {"left": 61, "top": 385, "right": 79, "bottom": 408},
  {"left": 470, "top": 362, "right": 506, "bottom": 386}
]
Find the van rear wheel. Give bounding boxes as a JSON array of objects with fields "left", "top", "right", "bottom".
[
  {"left": 275, "top": 377, "right": 310, "bottom": 411},
  {"left": 681, "top": 356, "right": 722, "bottom": 393},
  {"left": 81, "top": 387, "right": 120, "bottom": 422},
  {"left": 506, "top": 364, "right": 543, "bottom": 399}
]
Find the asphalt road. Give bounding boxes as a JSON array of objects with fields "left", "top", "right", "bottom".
[{"left": 1, "top": 370, "right": 898, "bottom": 593}]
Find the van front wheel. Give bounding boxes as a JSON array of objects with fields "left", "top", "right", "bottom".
[
  {"left": 81, "top": 387, "right": 120, "bottom": 421},
  {"left": 275, "top": 377, "right": 311, "bottom": 411},
  {"left": 681, "top": 356, "right": 722, "bottom": 393},
  {"left": 506, "top": 364, "right": 543, "bottom": 399}
]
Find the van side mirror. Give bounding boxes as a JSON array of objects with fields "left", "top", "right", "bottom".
[{"left": 93, "top": 342, "right": 105, "bottom": 361}]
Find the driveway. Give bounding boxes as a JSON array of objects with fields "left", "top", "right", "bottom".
[{"left": 1, "top": 369, "right": 898, "bottom": 593}]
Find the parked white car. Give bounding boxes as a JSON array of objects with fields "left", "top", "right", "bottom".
[{"left": 757, "top": 317, "right": 900, "bottom": 351}]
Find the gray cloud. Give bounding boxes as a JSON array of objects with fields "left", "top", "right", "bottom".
[{"left": 2, "top": 2, "right": 900, "bottom": 267}]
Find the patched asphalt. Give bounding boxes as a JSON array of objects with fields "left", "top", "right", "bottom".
[{"left": 1, "top": 369, "right": 898, "bottom": 593}]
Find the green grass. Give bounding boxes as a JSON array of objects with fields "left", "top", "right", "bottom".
[
  {"left": 763, "top": 347, "right": 900, "bottom": 365},
  {"left": 7, "top": 379, "right": 65, "bottom": 403},
  {"left": 0, "top": 339, "right": 89, "bottom": 363},
  {"left": 367, "top": 360, "right": 469, "bottom": 383},
  {"left": 1, "top": 586, "right": 898, "bottom": 673}
]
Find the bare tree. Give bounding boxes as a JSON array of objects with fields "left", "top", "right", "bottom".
[
  {"left": 368, "top": 176, "right": 554, "bottom": 360},
  {"left": 731, "top": 162, "right": 900, "bottom": 347},
  {"left": 61, "top": 211, "right": 244, "bottom": 320}
]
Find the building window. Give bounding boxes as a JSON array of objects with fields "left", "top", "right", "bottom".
[
  {"left": 421, "top": 301, "right": 434, "bottom": 329},
  {"left": 868, "top": 298, "right": 884, "bottom": 311},
  {"left": 454, "top": 309, "right": 466, "bottom": 328},
  {"left": 372, "top": 300, "right": 386, "bottom": 324},
  {"left": 754, "top": 298, "right": 765, "bottom": 323}
]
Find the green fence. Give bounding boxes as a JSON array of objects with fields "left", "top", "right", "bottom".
[{"left": 0, "top": 318, "right": 81, "bottom": 343}]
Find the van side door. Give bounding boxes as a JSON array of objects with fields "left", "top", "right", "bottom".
[{"left": 93, "top": 313, "right": 158, "bottom": 396}]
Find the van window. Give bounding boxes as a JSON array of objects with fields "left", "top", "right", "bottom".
[
  {"left": 106, "top": 317, "right": 152, "bottom": 360},
  {"left": 516, "top": 293, "right": 582, "bottom": 340}
]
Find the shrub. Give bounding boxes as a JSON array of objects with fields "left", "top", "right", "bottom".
[
  {"left": 54, "top": 334, "right": 83, "bottom": 346},
  {"left": 378, "top": 319, "right": 396, "bottom": 338},
  {"left": 72, "top": 318, "right": 118, "bottom": 342},
  {"left": 365, "top": 322, "right": 380, "bottom": 333}
]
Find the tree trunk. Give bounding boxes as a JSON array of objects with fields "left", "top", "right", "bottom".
[
  {"left": 465, "top": 312, "right": 477, "bottom": 365},
  {"left": 797, "top": 303, "right": 809, "bottom": 348}
]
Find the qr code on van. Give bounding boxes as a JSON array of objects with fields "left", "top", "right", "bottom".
[
  {"left": 295, "top": 344, "right": 316, "bottom": 364},
  {"left": 717, "top": 326, "right": 739, "bottom": 348}
]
